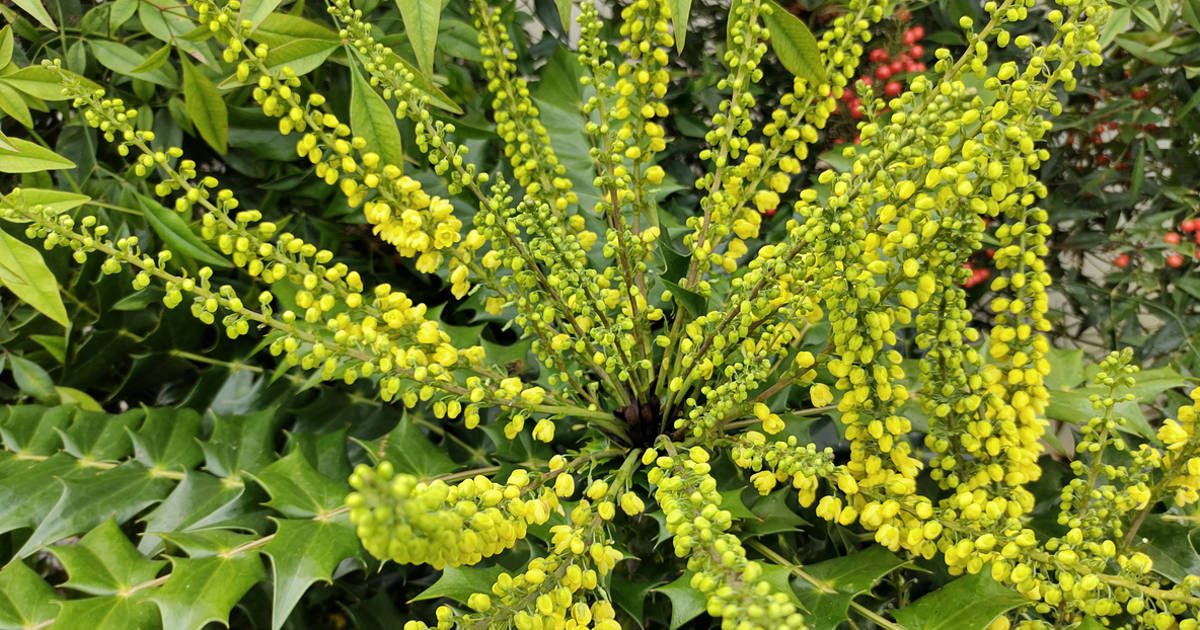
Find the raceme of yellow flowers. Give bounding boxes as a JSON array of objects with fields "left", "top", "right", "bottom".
[{"left": 4, "top": 0, "right": 1198, "bottom": 627}]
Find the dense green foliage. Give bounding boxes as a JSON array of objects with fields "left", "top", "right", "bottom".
[{"left": 0, "top": 0, "right": 1198, "bottom": 629}]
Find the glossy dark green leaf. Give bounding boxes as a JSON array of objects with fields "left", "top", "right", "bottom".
[
  {"left": 761, "top": 1, "right": 826, "bottom": 85},
  {"left": 263, "top": 516, "right": 361, "bottom": 629},
  {"left": 793, "top": 545, "right": 906, "bottom": 628},
  {"left": 0, "top": 454, "right": 81, "bottom": 536},
  {"left": 356, "top": 414, "right": 455, "bottom": 476},
  {"left": 151, "top": 554, "right": 265, "bottom": 630},
  {"left": 57, "top": 408, "right": 139, "bottom": 460},
  {"left": 0, "top": 404, "right": 73, "bottom": 454},
  {"left": 50, "top": 519, "right": 167, "bottom": 596},
  {"left": 181, "top": 59, "right": 228, "bottom": 153},
  {"left": 137, "top": 471, "right": 249, "bottom": 555},
  {"left": 661, "top": 278, "right": 707, "bottom": 318},
  {"left": 410, "top": 565, "right": 505, "bottom": 604},
  {"left": 0, "top": 560, "right": 60, "bottom": 629},
  {"left": 201, "top": 408, "right": 281, "bottom": 478},
  {"left": 135, "top": 194, "right": 232, "bottom": 268},
  {"left": 16, "top": 463, "right": 173, "bottom": 557},
  {"left": 251, "top": 450, "right": 346, "bottom": 518},
  {"left": 892, "top": 572, "right": 1027, "bottom": 630},
  {"left": 158, "top": 530, "right": 259, "bottom": 558},
  {"left": 396, "top": 0, "right": 442, "bottom": 77},
  {"left": 130, "top": 407, "right": 205, "bottom": 472},
  {"left": 654, "top": 572, "right": 705, "bottom": 630},
  {"left": 1134, "top": 515, "right": 1200, "bottom": 582},
  {"left": 349, "top": 62, "right": 404, "bottom": 169},
  {"left": 743, "top": 491, "right": 809, "bottom": 536},
  {"left": 49, "top": 594, "right": 158, "bottom": 630}
]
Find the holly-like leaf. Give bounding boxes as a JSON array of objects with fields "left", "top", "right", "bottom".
[
  {"left": 0, "top": 560, "right": 60, "bottom": 629},
  {"left": 1134, "top": 515, "right": 1200, "bottom": 583},
  {"left": 349, "top": 62, "right": 405, "bottom": 169},
  {"left": 793, "top": 545, "right": 906, "bottom": 628},
  {"left": 151, "top": 554, "right": 265, "bottom": 630},
  {"left": 761, "top": 1, "right": 826, "bottom": 85},
  {"left": 410, "top": 565, "right": 506, "bottom": 605},
  {"left": 50, "top": 595, "right": 158, "bottom": 630},
  {"left": 252, "top": 450, "right": 346, "bottom": 518},
  {"left": 396, "top": 0, "right": 442, "bottom": 78},
  {"left": 181, "top": 59, "right": 228, "bottom": 153},
  {"left": 743, "top": 491, "right": 809, "bottom": 536},
  {"left": 50, "top": 519, "right": 168, "bottom": 596},
  {"left": 654, "top": 572, "right": 705, "bottom": 630},
  {"left": 0, "top": 229, "right": 69, "bottom": 327},
  {"left": 130, "top": 407, "right": 205, "bottom": 472},
  {"left": 16, "top": 463, "right": 173, "bottom": 557},
  {"left": 201, "top": 408, "right": 281, "bottom": 478},
  {"left": 137, "top": 471, "right": 249, "bottom": 555},
  {"left": 356, "top": 414, "right": 455, "bottom": 477},
  {"left": 892, "top": 572, "right": 1027, "bottom": 630},
  {"left": 262, "top": 517, "right": 361, "bottom": 629}
]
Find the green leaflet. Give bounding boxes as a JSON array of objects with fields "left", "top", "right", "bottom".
[
  {"left": 761, "top": 1, "right": 827, "bottom": 85},
  {"left": 396, "top": 0, "right": 443, "bottom": 78},
  {"left": 0, "top": 229, "right": 69, "bottom": 326},
  {"left": 181, "top": 58, "right": 228, "bottom": 153}
]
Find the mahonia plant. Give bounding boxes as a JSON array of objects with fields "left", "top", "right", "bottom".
[{"left": 4, "top": 0, "right": 1199, "bottom": 627}]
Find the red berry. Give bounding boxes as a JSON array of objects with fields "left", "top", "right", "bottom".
[
  {"left": 884, "top": 81, "right": 903, "bottom": 97},
  {"left": 1114, "top": 254, "right": 1130, "bottom": 269},
  {"left": 875, "top": 65, "right": 893, "bottom": 80},
  {"left": 763, "top": 207, "right": 777, "bottom": 217},
  {"left": 1131, "top": 87, "right": 1149, "bottom": 101},
  {"left": 1193, "top": 231, "right": 1200, "bottom": 245},
  {"left": 869, "top": 48, "right": 889, "bottom": 63},
  {"left": 1166, "top": 232, "right": 1183, "bottom": 245},
  {"left": 849, "top": 102, "right": 863, "bottom": 120},
  {"left": 1181, "top": 219, "right": 1197, "bottom": 233},
  {"left": 909, "top": 44, "right": 924, "bottom": 58},
  {"left": 912, "top": 62, "right": 926, "bottom": 72},
  {"left": 896, "top": 7, "right": 911, "bottom": 22},
  {"left": 1167, "top": 253, "right": 1185, "bottom": 268},
  {"left": 889, "top": 60, "right": 904, "bottom": 74}
]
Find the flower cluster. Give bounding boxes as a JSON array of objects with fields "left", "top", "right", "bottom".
[{"left": 12, "top": 0, "right": 1198, "bottom": 627}]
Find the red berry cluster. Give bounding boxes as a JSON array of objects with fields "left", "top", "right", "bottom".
[
  {"left": 1115, "top": 218, "right": 1200, "bottom": 271},
  {"left": 964, "top": 247, "right": 995, "bottom": 288},
  {"left": 836, "top": 23, "right": 926, "bottom": 123}
]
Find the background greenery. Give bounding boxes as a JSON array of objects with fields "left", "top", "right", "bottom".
[{"left": 0, "top": 0, "right": 1198, "bottom": 627}]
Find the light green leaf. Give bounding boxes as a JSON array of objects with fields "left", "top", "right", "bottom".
[
  {"left": 55, "top": 387, "right": 103, "bottom": 412},
  {"left": 761, "top": 1, "right": 826, "bottom": 85},
  {"left": 251, "top": 450, "right": 346, "bottom": 518},
  {"left": 240, "top": 0, "right": 283, "bottom": 30},
  {"left": 555, "top": 0, "right": 572, "bottom": 32},
  {"left": 396, "top": 0, "right": 442, "bottom": 78},
  {"left": 2, "top": 188, "right": 91, "bottom": 218},
  {"left": 379, "top": 50, "right": 463, "bottom": 114},
  {"left": 0, "top": 26, "right": 13, "bottom": 68},
  {"left": 152, "top": 554, "right": 265, "bottom": 630},
  {"left": 89, "top": 41, "right": 178, "bottom": 88},
  {"left": 654, "top": 572, "right": 705, "bottom": 630},
  {"left": 0, "top": 560, "right": 60, "bottom": 629},
  {"left": 411, "top": 565, "right": 506, "bottom": 604},
  {"left": 128, "top": 44, "right": 172, "bottom": 75},
  {"left": 263, "top": 517, "right": 361, "bottom": 630},
  {"left": 50, "top": 519, "right": 168, "bottom": 596},
  {"left": 1044, "top": 346, "right": 1085, "bottom": 390},
  {"left": 0, "top": 230, "right": 68, "bottom": 326},
  {"left": 263, "top": 39, "right": 339, "bottom": 76},
  {"left": 669, "top": 0, "right": 692, "bottom": 52},
  {"left": 109, "top": 0, "right": 140, "bottom": 32},
  {"left": 349, "top": 62, "right": 405, "bottom": 169},
  {"left": 135, "top": 194, "right": 232, "bottom": 268},
  {"left": 1, "top": 66, "right": 71, "bottom": 100},
  {"left": 0, "top": 137, "right": 76, "bottom": 173},
  {"left": 892, "top": 572, "right": 1027, "bottom": 630},
  {"left": 0, "top": 83, "right": 32, "bottom": 128},
  {"left": 181, "top": 59, "right": 228, "bottom": 153},
  {"left": 10, "top": 0, "right": 57, "bottom": 31},
  {"left": 793, "top": 546, "right": 906, "bottom": 628},
  {"left": 253, "top": 13, "right": 339, "bottom": 46}
]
